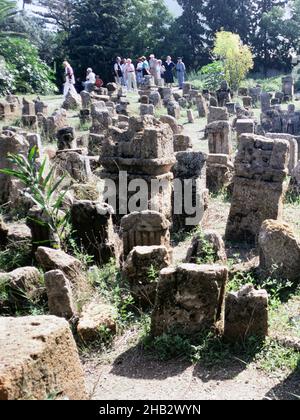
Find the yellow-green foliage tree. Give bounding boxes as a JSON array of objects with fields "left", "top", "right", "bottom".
[{"left": 213, "top": 30, "right": 254, "bottom": 91}]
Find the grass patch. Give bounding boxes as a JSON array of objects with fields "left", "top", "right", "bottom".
[
  {"left": 88, "top": 259, "right": 135, "bottom": 328},
  {"left": 0, "top": 241, "right": 31, "bottom": 272},
  {"left": 142, "top": 326, "right": 300, "bottom": 374}
]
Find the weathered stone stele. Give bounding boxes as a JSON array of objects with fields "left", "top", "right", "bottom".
[
  {"left": 167, "top": 101, "right": 181, "bottom": 120},
  {"left": 121, "top": 210, "right": 171, "bottom": 259},
  {"left": 235, "top": 119, "right": 255, "bottom": 140},
  {"left": 151, "top": 264, "right": 228, "bottom": 337},
  {"left": 258, "top": 219, "right": 300, "bottom": 282},
  {"left": 62, "top": 90, "right": 81, "bottom": 110},
  {"left": 41, "top": 109, "right": 68, "bottom": 141},
  {"left": 27, "top": 206, "right": 61, "bottom": 251},
  {"left": 99, "top": 116, "right": 175, "bottom": 220},
  {"left": 0, "top": 131, "right": 29, "bottom": 205},
  {"left": 206, "top": 120, "right": 232, "bottom": 155},
  {"left": 186, "top": 230, "right": 227, "bottom": 264},
  {"left": 207, "top": 106, "right": 229, "bottom": 124},
  {"left": 70, "top": 200, "right": 117, "bottom": 265},
  {"left": 0, "top": 267, "right": 43, "bottom": 313},
  {"left": 172, "top": 151, "right": 208, "bottom": 231},
  {"left": 224, "top": 285, "right": 268, "bottom": 342},
  {"left": 45, "top": 270, "right": 76, "bottom": 319},
  {"left": 122, "top": 245, "right": 171, "bottom": 306},
  {"left": 55, "top": 150, "right": 92, "bottom": 183},
  {"left": 225, "top": 134, "right": 290, "bottom": 243},
  {"left": 265, "top": 133, "right": 298, "bottom": 174},
  {"left": 206, "top": 154, "right": 234, "bottom": 194},
  {"left": 56, "top": 126, "right": 76, "bottom": 150},
  {"left": 0, "top": 316, "right": 87, "bottom": 400},
  {"left": 173, "top": 134, "right": 193, "bottom": 152}
]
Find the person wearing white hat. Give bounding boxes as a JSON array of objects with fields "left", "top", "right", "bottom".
[{"left": 83, "top": 67, "right": 96, "bottom": 92}]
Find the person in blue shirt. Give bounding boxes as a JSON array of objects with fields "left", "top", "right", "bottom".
[{"left": 176, "top": 57, "right": 186, "bottom": 89}]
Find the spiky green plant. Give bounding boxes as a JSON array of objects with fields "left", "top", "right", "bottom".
[{"left": 0, "top": 146, "right": 69, "bottom": 247}]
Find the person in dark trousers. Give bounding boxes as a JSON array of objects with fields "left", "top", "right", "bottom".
[
  {"left": 176, "top": 57, "right": 186, "bottom": 89},
  {"left": 163, "top": 56, "right": 175, "bottom": 87}
]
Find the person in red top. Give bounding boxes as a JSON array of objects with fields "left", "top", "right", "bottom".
[{"left": 95, "top": 75, "right": 103, "bottom": 88}]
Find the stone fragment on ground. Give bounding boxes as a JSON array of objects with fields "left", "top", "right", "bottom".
[{"left": 0, "top": 315, "right": 87, "bottom": 400}]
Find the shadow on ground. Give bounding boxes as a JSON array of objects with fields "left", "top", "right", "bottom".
[{"left": 264, "top": 361, "right": 300, "bottom": 400}]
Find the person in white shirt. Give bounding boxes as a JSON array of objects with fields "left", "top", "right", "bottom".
[
  {"left": 121, "top": 58, "right": 128, "bottom": 87},
  {"left": 124, "top": 59, "right": 137, "bottom": 91},
  {"left": 155, "top": 59, "right": 165, "bottom": 86},
  {"left": 63, "top": 60, "right": 77, "bottom": 98},
  {"left": 83, "top": 67, "right": 96, "bottom": 92},
  {"left": 114, "top": 57, "right": 123, "bottom": 85}
]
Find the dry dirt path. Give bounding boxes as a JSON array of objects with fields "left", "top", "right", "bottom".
[{"left": 82, "top": 335, "right": 300, "bottom": 400}]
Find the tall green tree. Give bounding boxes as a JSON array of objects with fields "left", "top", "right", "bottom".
[
  {"left": 69, "top": 0, "right": 130, "bottom": 81},
  {"left": 170, "top": 0, "right": 208, "bottom": 68},
  {"left": 0, "top": 0, "right": 18, "bottom": 36},
  {"left": 125, "top": 0, "right": 173, "bottom": 58},
  {"left": 205, "top": 0, "right": 254, "bottom": 45},
  {"left": 250, "top": 0, "right": 289, "bottom": 71}
]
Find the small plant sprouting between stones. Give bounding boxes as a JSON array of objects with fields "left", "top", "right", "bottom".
[
  {"left": 147, "top": 265, "right": 160, "bottom": 283},
  {"left": 89, "top": 259, "right": 135, "bottom": 327},
  {"left": 196, "top": 231, "right": 216, "bottom": 265},
  {"left": 0, "top": 146, "right": 69, "bottom": 248}
]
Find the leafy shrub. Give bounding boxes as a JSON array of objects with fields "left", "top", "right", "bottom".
[
  {"left": 0, "top": 37, "right": 57, "bottom": 95},
  {"left": 200, "top": 61, "right": 225, "bottom": 91}
]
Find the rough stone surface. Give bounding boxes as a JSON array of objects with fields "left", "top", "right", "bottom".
[
  {"left": 159, "top": 115, "right": 182, "bottom": 134},
  {"left": 0, "top": 218, "right": 8, "bottom": 246},
  {"left": 167, "top": 101, "right": 181, "bottom": 119},
  {"left": 225, "top": 134, "right": 290, "bottom": 243},
  {"left": 151, "top": 264, "right": 228, "bottom": 337},
  {"left": 265, "top": 132, "right": 298, "bottom": 174},
  {"left": 206, "top": 154, "right": 234, "bottom": 193},
  {"left": 36, "top": 247, "right": 83, "bottom": 284},
  {"left": 207, "top": 106, "right": 229, "bottom": 124},
  {"left": 0, "top": 316, "right": 87, "bottom": 400},
  {"left": 77, "top": 300, "right": 116, "bottom": 342},
  {"left": 186, "top": 230, "right": 227, "bottom": 264},
  {"left": 45, "top": 270, "right": 76, "bottom": 319},
  {"left": 224, "top": 285, "right": 268, "bottom": 342},
  {"left": 236, "top": 119, "right": 255, "bottom": 139},
  {"left": 0, "top": 131, "right": 29, "bottom": 205},
  {"left": 70, "top": 200, "right": 117, "bottom": 265},
  {"left": 121, "top": 211, "right": 171, "bottom": 259},
  {"left": 55, "top": 150, "right": 91, "bottom": 182},
  {"left": 123, "top": 245, "right": 171, "bottom": 306},
  {"left": 62, "top": 90, "right": 81, "bottom": 110},
  {"left": 140, "top": 104, "right": 155, "bottom": 116},
  {"left": 172, "top": 152, "right": 208, "bottom": 231},
  {"left": 206, "top": 120, "right": 232, "bottom": 155},
  {"left": 258, "top": 219, "right": 300, "bottom": 282},
  {"left": 41, "top": 109, "right": 68, "bottom": 141},
  {"left": 27, "top": 206, "right": 61, "bottom": 251},
  {"left": 56, "top": 127, "right": 76, "bottom": 150},
  {"left": 196, "top": 95, "right": 208, "bottom": 118},
  {"left": 173, "top": 134, "right": 193, "bottom": 152}
]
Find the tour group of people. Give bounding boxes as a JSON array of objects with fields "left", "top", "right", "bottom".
[
  {"left": 62, "top": 54, "right": 186, "bottom": 98},
  {"left": 113, "top": 55, "right": 186, "bottom": 91}
]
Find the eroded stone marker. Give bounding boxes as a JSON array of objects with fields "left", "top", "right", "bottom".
[{"left": 225, "top": 134, "right": 289, "bottom": 244}]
